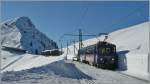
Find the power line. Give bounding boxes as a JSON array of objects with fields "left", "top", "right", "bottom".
[
  {"left": 103, "top": 4, "right": 148, "bottom": 31},
  {"left": 79, "top": 7, "right": 88, "bottom": 28}
]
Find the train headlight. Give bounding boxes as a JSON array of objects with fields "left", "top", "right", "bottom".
[
  {"left": 100, "top": 58, "right": 103, "bottom": 61},
  {"left": 112, "top": 58, "right": 115, "bottom": 61}
]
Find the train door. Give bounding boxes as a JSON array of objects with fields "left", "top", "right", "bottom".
[{"left": 94, "top": 46, "right": 98, "bottom": 66}]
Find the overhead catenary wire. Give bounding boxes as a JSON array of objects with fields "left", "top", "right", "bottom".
[
  {"left": 79, "top": 3, "right": 148, "bottom": 43},
  {"left": 59, "top": 3, "right": 147, "bottom": 49},
  {"left": 103, "top": 3, "right": 148, "bottom": 32},
  {"left": 59, "top": 6, "right": 88, "bottom": 45},
  {"left": 78, "top": 7, "right": 89, "bottom": 28},
  {"left": 81, "top": 3, "right": 147, "bottom": 34}
]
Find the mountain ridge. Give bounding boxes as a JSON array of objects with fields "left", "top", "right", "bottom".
[{"left": 1, "top": 16, "right": 58, "bottom": 54}]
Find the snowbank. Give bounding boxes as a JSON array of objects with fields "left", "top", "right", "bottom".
[
  {"left": 118, "top": 53, "right": 149, "bottom": 81},
  {"left": 2, "top": 60, "right": 149, "bottom": 84},
  {"left": 1, "top": 51, "right": 65, "bottom": 72},
  {"left": 107, "top": 22, "right": 149, "bottom": 81}
]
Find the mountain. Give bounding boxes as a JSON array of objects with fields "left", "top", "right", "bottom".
[{"left": 1, "top": 16, "right": 58, "bottom": 54}]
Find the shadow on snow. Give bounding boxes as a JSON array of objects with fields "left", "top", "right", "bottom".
[{"left": 2, "top": 60, "right": 94, "bottom": 82}]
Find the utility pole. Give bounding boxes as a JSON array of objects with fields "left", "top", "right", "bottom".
[
  {"left": 59, "top": 29, "right": 108, "bottom": 61},
  {"left": 78, "top": 29, "right": 82, "bottom": 61},
  {"left": 60, "top": 43, "right": 63, "bottom": 54},
  {"left": 73, "top": 40, "right": 76, "bottom": 56},
  {"left": 65, "top": 41, "right": 69, "bottom": 60}
]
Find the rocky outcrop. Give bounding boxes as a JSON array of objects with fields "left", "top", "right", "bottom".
[{"left": 1, "top": 16, "right": 58, "bottom": 54}]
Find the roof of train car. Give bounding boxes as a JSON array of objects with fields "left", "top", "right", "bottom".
[
  {"left": 79, "top": 41, "right": 116, "bottom": 53},
  {"left": 97, "top": 41, "right": 116, "bottom": 46}
]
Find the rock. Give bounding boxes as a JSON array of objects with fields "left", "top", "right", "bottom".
[{"left": 1, "top": 16, "right": 58, "bottom": 54}]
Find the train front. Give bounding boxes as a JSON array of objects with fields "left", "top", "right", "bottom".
[{"left": 96, "top": 42, "right": 118, "bottom": 70}]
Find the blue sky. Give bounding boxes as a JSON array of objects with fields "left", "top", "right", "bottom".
[{"left": 1, "top": 1, "right": 149, "bottom": 47}]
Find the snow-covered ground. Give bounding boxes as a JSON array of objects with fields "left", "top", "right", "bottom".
[
  {"left": 1, "top": 21, "right": 149, "bottom": 83},
  {"left": 1, "top": 50, "right": 65, "bottom": 72},
  {"left": 1, "top": 60, "right": 149, "bottom": 84}
]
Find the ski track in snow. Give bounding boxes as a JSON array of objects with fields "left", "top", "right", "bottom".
[
  {"left": 1, "top": 60, "right": 149, "bottom": 84},
  {"left": 1, "top": 55, "right": 24, "bottom": 71}
]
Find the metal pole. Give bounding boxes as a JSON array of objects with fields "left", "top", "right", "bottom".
[
  {"left": 73, "top": 40, "right": 76, "bottom": 56},
  {"left": 61, "top": 43, "right": 63, "bottom": 54},
  {"left": 66, "top": 41, "right": 69, "bottom": 60},
  {"left": 59, "top": 30, "right": 107, "bottom": 61},
  {"left": 78, "top": 29, "right": 82, "bottom": 61}
]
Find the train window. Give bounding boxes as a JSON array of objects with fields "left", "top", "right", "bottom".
[
  {"left": 106, "top": 48, "right": 111, "bottom": 54},
  {"left": 101, "top": 48, "right": 105, "bottom": 54},
  {"left": 100, "top": 47, "right": 112, "bottom": 55},
  {"left": 113, "top": 47, "right": 116, "bottom": 52}
]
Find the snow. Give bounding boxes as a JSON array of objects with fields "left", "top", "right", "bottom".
[
  {"left": 0, "top": 16, "right": 58, "bottom": 54},
  {"left": 1, "top": 17, "right": 149, "bottom": 83},
  {"left": 1, "top": 50, "right": 65, "bottom": 72},
  {"left": 63, "top": 22, "right": 149, "bottom": 81},
  {"left": 1, "top": 60, "right": 149, "bottom": 84}
]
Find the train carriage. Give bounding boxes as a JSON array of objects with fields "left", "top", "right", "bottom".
[{"left": 78, "top": 41, "right": 118, "bottom": 70}]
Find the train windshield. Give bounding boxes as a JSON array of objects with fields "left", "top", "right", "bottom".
[{"left": 98, "top": 46, "right": 116, "bottom": 55}]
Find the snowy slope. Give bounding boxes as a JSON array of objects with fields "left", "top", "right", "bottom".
[
  {"left": 107, "top": 22, "right": 149, "bottom": 81},
  {"left": 0, "top": 16, "right": 58, "bottom": 54},
  {"left": 63, "top": 22, "right": 149, "bottom": 81},
  {"left": 1, "top": 49, "right": 65, "bottom": 72},
  {"left": 107, "top": 22, "right": 149, "bottom": 54}
]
